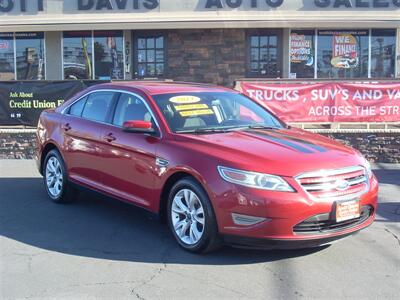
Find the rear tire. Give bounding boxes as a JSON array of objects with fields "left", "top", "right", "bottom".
[
  {"left": 43, "top": 149, "right": 77, "bottom": 203},
  {"left": 167, "top": 177, "right": 222, "bottom": 253}
]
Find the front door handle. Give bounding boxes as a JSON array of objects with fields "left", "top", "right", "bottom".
[
  {"left": 62, "top": 123, "right": 71, "bottom": 131},
  {"left": 103, "top": 133, "right": 116, "bottom": 143}
]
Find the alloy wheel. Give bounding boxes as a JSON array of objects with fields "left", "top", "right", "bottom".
[
  {"left": 45, "top": 156, "right": 64, "bottom": 198},
  {"left": 171, "top": 189, "right": 205, "bottom": 245}
]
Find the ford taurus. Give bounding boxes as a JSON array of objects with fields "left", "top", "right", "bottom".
[{"left": 36, "top": 82, "right": 378, "bottom": 253}]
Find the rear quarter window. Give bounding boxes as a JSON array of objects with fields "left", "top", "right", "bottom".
[{"left": 68, "top": 96, "right": 87, "bottom": 117}]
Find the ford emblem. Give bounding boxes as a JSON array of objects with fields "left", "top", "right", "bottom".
[{"left": 335, "top": 179, "right": 350, "bottom": 191}]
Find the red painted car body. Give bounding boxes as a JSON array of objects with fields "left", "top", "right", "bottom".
[{"left": 36, "top": 82, "right": 378, "bottom": 249}]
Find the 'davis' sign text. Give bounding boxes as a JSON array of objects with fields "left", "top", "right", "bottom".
[{"left": 77, "top": 0, "right": 159, "bottom": 10}]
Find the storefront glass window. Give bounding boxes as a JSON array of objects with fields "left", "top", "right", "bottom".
[
  {"left": 371, "top": 29, "right": 396, "bottom": 78},
  {"left": 290, "top": 30, "right": 315, "bottom": 79},
  {"left": 248, "top": 31, "right": 280, "bottom": 78},
  {"left": 63, "top": 31, "right": 93, "bottom": 80},
  {"left": 0, "top": 33, "right": 15, "bottom": 80},
  {"left": 136, "top": 35, "right": 165, "bottom": 78},
  {"left": 94, "top": 31, "right": 124, "bottom": 80},
  {"left": 317, "top": 30, "right": 369, "bottom": 79},
  {"left": 16, "top": 32, "right": 45, "bottom": 80}
]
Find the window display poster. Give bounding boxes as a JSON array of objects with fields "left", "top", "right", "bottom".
[
  {"left": 290, "top": 33, "right": 313, "bottom": 66},
  {"left": 331, "top": 33, "right": 359, "bottom": 69}
]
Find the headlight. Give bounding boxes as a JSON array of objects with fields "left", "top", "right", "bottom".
[
  {"left": 356, "top": 151, "right": 373, "bottom": 178},
  {"left": 218, "top": 166, "right": 294, "bottom": 192},
  {"left": 363, "top": 157, "right": 373, "bottom": 178}
]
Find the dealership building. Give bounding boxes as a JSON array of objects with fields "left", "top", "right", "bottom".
[
  {"left": 0, "top": 0, "right": 400, "bottom": 162},
  {"left": 0, "top": 0, "right": 399, "bottom": 85}
]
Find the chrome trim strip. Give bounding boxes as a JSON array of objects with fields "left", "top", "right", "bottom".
[
  {"left": 295, "top": 165, "right": 370, "bottom": 202},
  {"left": 314, "top": 192, "right": 368, "bottom": 202},
  {"left": 296, "top": 165, "right": 365, "bottom": 179},
  {"left": 347, "top": 177, "right": 368, "bottom": 186},
  {"left": 302, "top": 177, "right": 367, "bottom": 191},
  {"left": 231, "top": 213, "right": 267, "bottom": 226},
  {"left": 60, "top": 89, "right": 162, "bottom": 138}
]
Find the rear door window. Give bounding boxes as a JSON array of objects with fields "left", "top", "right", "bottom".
[{"left": 81, "top": 92, "right": 116, "bottom": 123}]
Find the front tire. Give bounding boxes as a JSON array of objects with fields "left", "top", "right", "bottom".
[
  {"left": 43, "top": 149, "right": 77, "bottom": 203},
  {"left": 167, "top": 177, "right": 222, "bottom": 253}
]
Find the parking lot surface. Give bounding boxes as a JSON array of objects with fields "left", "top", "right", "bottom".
[{"left": 0, "top": 160, "right": 399, "bottom": 300}]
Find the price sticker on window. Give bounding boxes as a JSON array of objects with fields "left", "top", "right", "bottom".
[
  {"left": 169, "top": 96, "right": 201, "bottom": 104},
  {"left": 179, "top": 109, "right": 215, "bottom": 117},
  {"left": 174, "top": 104, "right": 209, "bottom": 111}
]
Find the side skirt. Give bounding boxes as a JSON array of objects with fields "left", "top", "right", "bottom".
[{"left": 68, "top": 180, "right": 161, "bottom": 222}]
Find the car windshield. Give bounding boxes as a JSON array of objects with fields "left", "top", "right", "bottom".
[{"left": 152, "top": 92, "right": 284, "bottom": 133}]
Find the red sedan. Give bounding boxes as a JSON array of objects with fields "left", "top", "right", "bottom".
[{"left": 36, "top": 82, "right": 378, "bottom": 253}]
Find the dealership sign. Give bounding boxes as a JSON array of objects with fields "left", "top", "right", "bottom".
[
  {"left": 238, "top": 82, "right": 400, "bottom": 122},
  {"left": 1, "top": 0, "right": 400, "bottom": 12},
  {"left": 205, "top": 0, "right": 400, "bottom": 8},
  {"left": 0, "top": 0, "right": 44, "bottom": 12}
]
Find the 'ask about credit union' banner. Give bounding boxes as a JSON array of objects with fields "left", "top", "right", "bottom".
[
  {"left": 0, "top": 81, "right": 105, "bottom": 126},
  {"left": 238, "top": 82, "right": 400, "bottom": 123}
]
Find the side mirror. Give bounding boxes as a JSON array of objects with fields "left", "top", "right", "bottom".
[{"left": 123, "top": 120, "right": 155, "bottom": 134}]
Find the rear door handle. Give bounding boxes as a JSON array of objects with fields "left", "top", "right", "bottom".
[
  {"left": 103, "top": 133, "right": 116, "bottom": 143},
  {"left": 62, "top": 123, "right": 71, "bottom": 131}
]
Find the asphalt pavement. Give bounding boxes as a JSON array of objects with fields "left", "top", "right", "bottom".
[{"left": 0, "top": 160, "right": 399, "bottom": 300}]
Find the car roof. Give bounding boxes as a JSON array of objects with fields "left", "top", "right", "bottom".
[{"left": 95, "top": 81, "right": 235, "bottom": 96}]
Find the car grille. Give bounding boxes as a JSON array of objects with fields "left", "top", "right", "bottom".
[
  {"left": 296, "top": 166, "right": 369, "bottom": 201},
  {"left": 293, "top": 205, "right": 373, "bottom": 235}
]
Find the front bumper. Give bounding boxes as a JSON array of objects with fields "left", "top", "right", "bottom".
[
  {"left": 222, "top": 226, "right": 368, "bottom": 250},
  {"left": 212, "top": 173, "right": 379, "bottom": 244}
]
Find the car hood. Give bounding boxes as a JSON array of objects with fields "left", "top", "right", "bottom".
[{"left": 174, "top": 128, "right": 365, "bottom": 177}]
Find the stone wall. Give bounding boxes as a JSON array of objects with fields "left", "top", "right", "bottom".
[
  {"left": 1, "top": 131, "right": 399, "bottom": 163},
  {"left": 325, "top": 133, "right": 400, "bottom": 164},
  {"left": 0, "top": 133, "right": 36, "bottom": 159},
  {"left": 167, "top": 29, "right": 246, "bottom": 87}
]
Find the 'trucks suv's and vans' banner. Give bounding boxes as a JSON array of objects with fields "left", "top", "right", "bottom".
[{"left": 238, "top": 82, "right": 400, "bottom": 123}]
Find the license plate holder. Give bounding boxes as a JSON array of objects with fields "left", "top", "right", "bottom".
[{"left": 335, "top": 200, "right": 361, "bottom": 223}]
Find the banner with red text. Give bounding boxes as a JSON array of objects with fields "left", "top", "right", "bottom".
[{"left": 238, "top": 82, "right": 400, "bottom": 123}]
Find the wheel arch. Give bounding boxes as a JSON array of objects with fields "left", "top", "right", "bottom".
[
  {"left": 158, "top": 170, "right": 214, "bottom": 223},
  {"left": 39, "top": 142, "right": 61, "bottom": 175}
]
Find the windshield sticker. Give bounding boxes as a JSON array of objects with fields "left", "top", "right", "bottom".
[
  {"left": 179, "top": 109, "right": 215, "bottom": 117},
  {"left": 174, "top": 104, "right": 209, "bottom": 111},
  {"left": 169, "top": 96, "right": 201, "bottom": 104}
]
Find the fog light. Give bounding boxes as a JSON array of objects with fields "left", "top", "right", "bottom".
[{"left": 231, "top": 213, "right": 269, "bottom": 226}]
